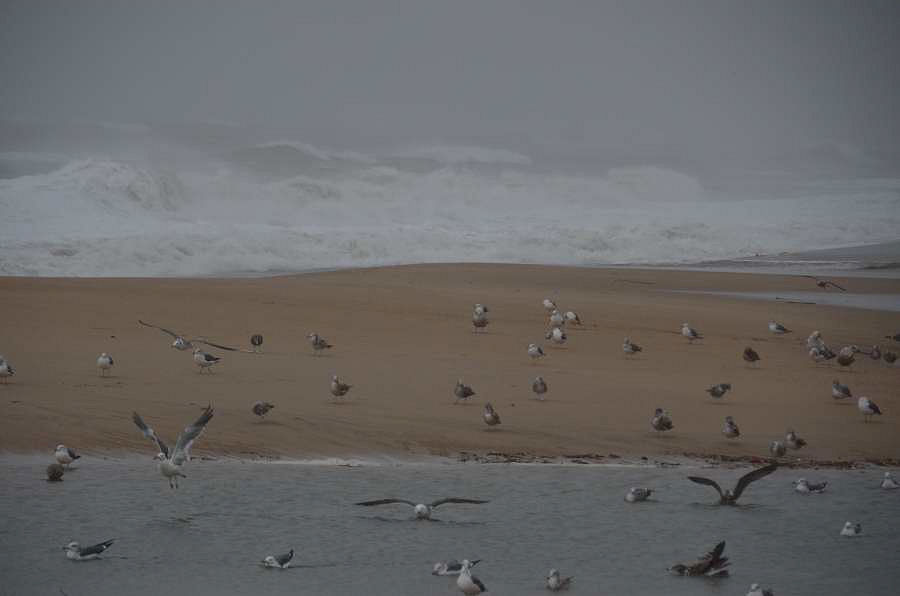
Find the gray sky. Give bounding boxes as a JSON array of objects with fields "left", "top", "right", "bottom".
[{"left": 2, "top": 0, "right": 898, "bottom": 171}]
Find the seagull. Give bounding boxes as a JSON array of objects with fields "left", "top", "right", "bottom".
[
  {"left": 307, "top": 333, "right": 333, "bottom": 355},
  {"left": 528, "top": 343, "right": 545, "bottom": 362},
  {"left": 807, "top": 330, "right": 826, "bottom": 350},
  {"left": 483, "top": 403, "right": 501, "bottom": 427},
  {"left": 54, "top": 445, "right": 81, "bottom": 468},
  {"left": 681, "top": 323, "right": 702, "bottom": 342},
  {"left": 193, "top": 348, "right": 221, "bottom": 373},
  {"left": 250, "top": 334, "right": 264, "bottom": 353},
  {"left": 262, "top": 549, "right": 294, "bottom": 569},
  {"left": 881, "top": 472, "right": 899, "bottom": 489},
  {"left": 651, "top": 408, "right": 673, "bottom": 433},
  {"left": 840, "top": 521, "right": 862, "bottom": 537},
  {"left": 252, "top": 401, "right": 275, "bottom": 418},
  {"left": 864, "top": 345, "right": 882, "bottom": 360},
  {"left": 454, "top": 379, "right": 476, "bottom": 404},
  {"left": 747, "top": 582, "right": 775, "bottom": 596},
  {"left": 138, "top": 319, "right": 239, "bottom": 351},
  {"left": 472, "top": 311, "right": 489, "bottom": 333},
  {"left": 858, "top": 397, "right": 882, "bottom": 422},
  {"left": 546, "top": 568, "right": 574, "bottom": 591},
  {"left": 785, "top": 429, "right": 807, "bottom": 450},
  {"left": 473, "top": 304, "right": 489, "bottom": 316},
  {"left": 433, "top": 560, "right": 463, "bottom": 576},
  {"left": 0, "top": 358, "right": 14, "bottom": 383},
  {"left": 549, "top": 310, "right": 565, "bottom": 328},
  {"left": 668, "top": 541, "right": 730, "bottom": 577},
  {"left": 330, "top": 374, "right": 352, "bottom": 399},
  {"left": 47, "top": 463, "right": 65, "bottom": 481},
  {"left": 354, "top": 497, "right": 489, "bottom": 520},
  {"left": 706, "top": 383, "right": 732, "bottom": 399},
  {"left": 457, "top": 559, "right": 487, "bottom": 595},
  {"left": 794, "top": 478, "right": 827, "bottom": 494},
  {"left": 837, "top": 346, "right": 856, "bottom": 367},
  {"left": 722, "top": 416, "right": 740, "bottom": 439},
  {"left": 770, "top": 441, "right": 786, "bottom": 457},
  {"left": 622, "top": 337, "right": 642, "bottom": 355},
  {"left": 546, "top": 327, "right": 567, "bottom": 346},
  {"left": 564, "top": 311, "right": 581, "bottom": 325},
  {"left": 625, "top": 487, "right": 653, "bottom": 503},
  {"left": 131, "top": 405, "right": 214, "bottom": 489},
  {"left": 96, "top": 353, "right": 114, "bottom": 376},
  {"left": 743, "top": 346, "right": 761, "bottom": 366},
  {"left": 884, "top": 351, "right": 898, "bottom": 365},
  {"left": 687, "top": 463, "right": 778, "bottom": 505},
  {"left": 768, "top": 321, "right": 792, "bottom": 334},
  {"left": 543, "top": 298, "right": 557, "bottom": 312},
  {"left": 803, "top": 275, "right": 846, "bottom": 291},
  {"left": 810, "top": 346, "right": 836, "bottom": 363},
  {"left": 532, "top": 376, "right": 548, "bottom": 400},
  {"left": 832, "top": 379, "right": 852, "bottom": 400},
  {"left": 64, "top": 540, "right": 115, "bottom": 561}
]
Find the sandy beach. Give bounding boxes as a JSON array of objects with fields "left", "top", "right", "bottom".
[{"left": 1, "top": 264, "right": 898, "bottom": 463}]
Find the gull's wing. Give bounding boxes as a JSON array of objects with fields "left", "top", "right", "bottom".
[
  {"left": 138, "top": 319, "right": 180, "bottom": 339},
  {"left": 429, "top": 498, "right": 490, "bottom": 508},
  {"left": 690, "top": 541, "right": 727, "bottom": 575},
  {"left": 132, "top": 412, "right": 169, "bottom": 458},
  {"left": 79, "top": 539, "right": 115, "bottom": 557},
  {"left": 687, "top": 476, "right": 724, "bottom": 499},
  {"left": 171, "top": 405, "right": 215, "bottom": 465},
  {"left": 275, "top": 549, "right": 294, "bottom": 567},
  {"left": 354, "top": 498, "right": 418, "bottom": 507},
  {"left": 732, "top": 463, "right": 778, "bottom": 500},
  {"left": 191, "top": 338, "right": 242, "bottom": 352},
  {"left": 825, "top": 281, "right": 847, "bottom": 291}
]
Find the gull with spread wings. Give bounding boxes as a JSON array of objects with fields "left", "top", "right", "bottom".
[
  {"left": 668, "top": 541, "right": 730, "bottom": 577},
  {"left": 688, "top": 463, "right": 778, "bottom": 505},
  {"left": 131, "top": 405, "right": 215, "bottom": 489},
  {"left": 138, "top": 319, "right": 241, "bottom": 352},
  {"left": 354, "top": 497, "right": 489, "bottom": 520}
]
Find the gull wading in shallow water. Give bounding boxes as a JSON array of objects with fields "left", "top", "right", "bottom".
[
  {"left": 881, "top": 472, "right": 899, "bottom": 489},
  {"left": 687, "top": 463, "right": 778, "bottom": 505},
  {"left": 64, "top": 539, "right": 115, "bottom": 561},
  {"left": 96, "top": 352, "right": 114, "bottom": 376},
  {"left": 55, "top": 444, "right": 81, "bottom": 468},
  {"left": 262, "top": 549, "right": 294, "bottom": 569},
  {"left": 138, "top": 320, "right": 239, "bottom": 352},
  {"left": 625, "top": 487, "right": 653, "bottom": 503},
  {"left": 546, "top": 568, "right": 574, "bottom": 591},
  {"left": 131, "top": 405, "right": 215, "bottom": 489},
  {"left": 457, "top": 559, "right": 487, "bottom": 595},
  {"left": 841, "top": 521, "right": 862, "bottom": 537},
  {"left": 193, "top": 348, "right": 221, "bottom": 373},
  {"left": 668, "top": 541, "right": 730, "bottom": 577},
  {"left": 354, "top": 497, "right": 489, "bottom": 520}
]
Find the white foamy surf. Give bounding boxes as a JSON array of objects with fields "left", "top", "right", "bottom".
[{"left": 1, "top": 141, "right": 899, "bottom": 277}]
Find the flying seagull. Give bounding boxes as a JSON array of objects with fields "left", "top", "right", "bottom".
[
  {"left": 252, "top": 401, "right": 275, "bottom": 418},
  {"left": 768, "top": 321, "right": 791, "bottom": 334},
  {"left": 706, "top": 383, "right": 732, "bottom": 399},
  {"left": 668, "top": 541, "right": 730, "bottom": 577},
  {"left": 193, "top": 348, "right": 221, "bottom": 373},
  {"left": 96, "top": 353, "right": 114, "bottom": 376},
  {"left": 687, "top": 463, "right": 778, "bottom": 505},
  {"left": 546, "top": 568, "right": 574, "bottom": 591},
  {"left": 64, "top": 540, "right": 114, "bottom": 561},
  {"left": 132, "top": 405, "right": 214, "bottom": 489},
  {"left": 803, "top": 276, "right": 846, "bottom": 291},
  {"left": 262, "top": 549, "right": 294, "bottom": 569},
  {"left": 457, "top": 559, "right": 487, "bottom": 595},
  {"left": 54, "top": 445, "right": 80, "bottom": 468},
  {"left": 354, "top": 497, "right": 489, "bottom": 520},
  {"left": 138, "top": 319, "right": 239, "bottom": 351}
]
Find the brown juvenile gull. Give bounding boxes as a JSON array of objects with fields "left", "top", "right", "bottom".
[
  {"left": 193, "top": 348, "right": 221, "bottom": 373},
  {"left": 832, "top": 379, "right": 852, "bottom": 400},
  {"left": 622, "top": 337, "right": 642, "bottom": 355},
  {"left": 252, "top": 401, "right": 275, "bottom": 418},
  {"left": 46, "top": 463, "right": 65, "bottom": 481},
  {"left": 131, "top": 404, "right": 215, "bottom": 489},
  {"left": 138, "top": 319, "right": 239, "bottom": 351},
  {"left": 532, "top": 376, "right": 548, "bottom": 400},
  {"left": 668, "top": 541, "right": 730, "bottom": 577},
  {"left": 330, "top": 375, "right": 352, "bottom": 398},
  {"left": 770, "top": 440, "right": 786, "bottom": 457},
  {"left": 687, "top": 463, "right": 778, "bottom": 505},
  {"left": 651, "top": 408, "right": 673, "bottom": 433},
  {"left": 706, "top": 383, "right": 732, "bottom": 399},
  {"left": 722, "top": 416, "right": 740, "bottom": 439},
  {"left": 354, "top": 497, "right": 489, "bottom": 520},
  {"left": 307, "top": 332, "right": 333, "bottom": 355},
  {"left": 785, "top": 428, "right": 807, "bottom": 450},
  {"left": 96, "top": 353, "right": 114, "bottom": 376},
  {"left": 546, "top": 568, "right": 574, "bottom": 591},
  {"left": 454, "top": 379, "right": 475, "bottom": 404},
  {"left": 858, "top": 397, "right": 882, "bottom": 422},
  {"left": 681, "top": 323, "right": 702, "bottom": 342},
  {"left": 482, "top": 403, "right": 501, "bottom": 427},
  {"left": 743, "top": 346, "right": 761, "bottom": 366},
  {"left": 836, "top": 345, "right": 857, "bottom": 368}
]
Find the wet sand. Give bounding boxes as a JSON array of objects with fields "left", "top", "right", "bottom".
[{"left": 0, "top": 264, "right": 898, "bottom": 463}]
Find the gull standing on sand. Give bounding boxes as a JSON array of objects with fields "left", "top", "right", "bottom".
[
  {"left": 528, "top": 343, "right": 545, "bottom": 362},
  {"left": 768, "top": 321, "right": 791, "bottom": 334},
  {"left": 549, "top": 310, "right": 565, "bottom": 328},
  {"left": 307, "top": 332, "right": 333, "bottom": 355},
  {"left": 433, "top": 560, "right": 464, "bottom": 576},
  {"left": 252, "top": 401, "right": 275, "bottom": 418},
  {"left": 841, "top": 521, "right": 862, "bottom": 536},
  {"left": 832, "top": 379, "right": 852, "bottom": 400},
  {"left": 651, "top": 408, "right": 673, "bottom": 433},
  {"left": 625, "top": 487, "right": 653, "bottom": 503},
  {"left": 262, "top": 549, "right": 294, "bottom": 569},
  {"left": 668, "top": 541, "right": 730, "bottom": 577},
  {"left": 96, "top": 352, "right": 114, "bottom": 376},
  {"left": 330, "top": 374, "right": 352, "bottom": 399},
  {"left": 743, "top": 347, "right": 761, "bottom": 366},
  {"left": 881, "top": 472, "right": 899, "bottom": 489},
  {"left": 454, "top": 379, "right": 475, "bottom": 404},
  {"left": 546, "top": 568, "right": 574, "bottom": 591},
  {"left": 131, "top": 404, "right": 215, "bottom": 489},
  {"left": 687, "top": 464, "right": 778, "bottom": 505},
  {"left": 457, "top": 559, "right": 487, "bottom": 595},
  {"left": 681, "top": 323, "right": 702, "bottom": 342},
  {"left": 138, "top": 320, "right": 239, "bottom": 351},
  {"left": 546, "top": 327, "right": 567, "bottom": 346},
  {"left": 770, "top": 441, "right": 786, "bottom": 457},
  {"left": 543, "top": 299, "right": 557, "bottom": 312},
  {"left": 794, "top": 478, "right": 827, "bottom": 494},
  {"left": 250, "top": 334, "right": 264, "bottom": 353},
  {"left": 0, "top": 358, "right": 14, "bottom": 383},
  {"left": 64, "top": 540, "right": 115, "bottom": 561},
  {"left": 785, "top": 429, "right": 807, "bottom": 450},
  {"left": 354, "top": 497, "right": 489, "bottom": 520},
  {"left": 623, "top": 337, "right": 642, "bottom": 355},
  {"left": 747, "top": 583, "right": 775, "bottom": 596},
  {"left": 532, "top": 376, "right": 548, "bottom": 400},
  {"left": 482, "top": 403, "right": 501, "bottom": 427},
  {"left": 193, "top": 348, "right": 221, "bottom": 373},
  {"left": 858, "top": 397, "right": 882, "bottom": 422},
  {"left": 722, "top": 416, "right": 740, "bottom": 439},
  {"left": 564, "top": 311, "right": 581, "bottom": 325},
  {"left": 706, "top": 383, "right": 731, "bottom": 399},
  {"left": 55, "top": 444, "right": 81, "bottom": 468}
]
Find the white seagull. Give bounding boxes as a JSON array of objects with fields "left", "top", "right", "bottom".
[
  {"left": 722, "top": 416, "right": 740, "bottom": 439},
  {"left": 307, "top": 332, "right": 333, "bottom": 355},
  {"left": 768, "top": 321, "right": 791, "bottom": 334},
  {"left": 532, "top": 376, "right": 548, "bottom": 400},
  {"left": 0, "top": 358, "right": 14, "bottom": 383},
  {"left": 747, "top": 583, "right": 775, "bottom": 596},
  {"left": 482, "top": 403, "right": 501, "bottom": 427},
  {"left": 457, "top": 559, "right": 487, "bottom": 595},
  {"left": 546, "top": 327, "right": 567, "bottom": 346},
  {"left": 564, "top": 311, "right": 581, "bottom": 325},
  {"left": 192, "top": 348, "right": 221, "bottom": 373},
  {"left": 131, "top": 404, "right": 215, "bottom": 489},
  {"left": 355, "top": 497, "right": 489, "bottom": 520},
  {"left": 138, "top": 319, "right": 239, "bottom": 352},
  {"left": 262, "top": 549, "right": 294, "bottom": 569},
  {"left": 546, "top": 568, "right": 574, "bottom": 591},
  {"left": 64, "top": 539, "right": 115, "bottom": 561},
  {"left": 858, "top": 397, "right": 883, "bottom": 422},
  {"left": 433, "top": 560, "right": 464, "bottom": 576},
  {"left": 542, "top": 298, "right": 557, "bottom": 312},
  {"left": 549, "top": 310, "right": 565, "bottom": 328},
  {"left": 330, "top": 374, "right": 352, "bottom": 399},
  {"left": 681, "top": 323, "right": 702, "bottom": 342},
  {"left": 881, "top": 472, "right": 899, "bottom": 490},
  {"left": 55, "top": 444, "right": 81, "bottom": 468},
  {"left": 96, "top": 352, "right": 114, "bottom": 376},
  {"left": 528, "top": 343, "right": 546, "bottom": 362},
  {"left": 840, "top": 521, "right": 862, "bottom": 536},
  {"left": 625, "top": 487, "right": 653, "bottom": 503},
  {"left": 831, "top": 379, "right": 852, "bottom": 400},
  {"left": 794, "top": 478, "right": 827, "bottom": 494},
  {"left": 623, "top": 337, "right": 642, "bottom": 355}
]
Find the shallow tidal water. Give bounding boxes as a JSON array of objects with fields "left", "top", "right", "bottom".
[{"left": 1, "top": 455, "right": 898, "bottom": 595}]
